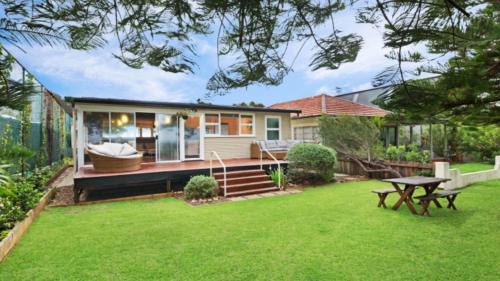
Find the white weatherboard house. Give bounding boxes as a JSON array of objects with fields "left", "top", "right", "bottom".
[{"left": 70, "top": 97, "right": 300, "bottom": 170}]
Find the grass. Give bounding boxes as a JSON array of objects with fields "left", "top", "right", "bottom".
[
  {"left": 1, "top": 180, "right": 499, "bottom": 281},
  {"left": 450, "top": 162, "right": 495, "bottom": 174}
]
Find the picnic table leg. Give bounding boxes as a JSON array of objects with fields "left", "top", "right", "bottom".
[
  {"left": 392, "top": 184, "right": 417, "bottom": 215},
  {"left": 377, "top": 193, "right": 388, "bottom": 208},
  {"left": 425, "top": 183, "right": 443, "bottom": 208},
  {"left": 446, "top": 195, "right": 458, "bottom": 210},
  {"left": 392, "top": 183, "right": 405, "bottom": 210}
]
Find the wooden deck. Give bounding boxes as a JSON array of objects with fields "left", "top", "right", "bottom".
[{"left": 73, "top": 159, "right": 287, "bottom": 202}]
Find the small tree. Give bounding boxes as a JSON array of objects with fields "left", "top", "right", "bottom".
[
  {"left": 319, "top": 115, "right": 401, "bottom": 178},
  {"left": 319, "top": 115, "right": 382, "bottom": 162}
]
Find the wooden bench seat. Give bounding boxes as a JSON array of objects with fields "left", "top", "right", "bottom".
[
  {"left": 418, "top": 190, "right": 461, "bottom": 216},
  {"left": 371, "top": 189, "right": 398, "bottom": 208}
]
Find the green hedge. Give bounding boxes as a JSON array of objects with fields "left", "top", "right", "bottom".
[
  {"left": 184, "top": 175, "right": 218, "bottom": 200},
  {"left": 287, "top": 144, "right": 337, "bottom": 183}
]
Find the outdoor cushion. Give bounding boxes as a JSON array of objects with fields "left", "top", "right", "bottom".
[
  {"left": 120, "top": 143, "right": 137, "bottom": 156},
  {"left": 88, "top": 142, "right": 137, "bottom": 157},
  {"left": 87, "top": 143, "right": 113, "bottom": 156}
]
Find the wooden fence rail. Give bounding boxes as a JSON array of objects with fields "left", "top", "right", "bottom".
[{"left": 336, "top": 158, "right": 433, "bottom": 179}]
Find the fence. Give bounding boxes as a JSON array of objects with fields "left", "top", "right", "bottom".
[
  {"left": 435, "top": 156, "right": 500, "bottom": 190},
  {"left": 0, "top": 46, "right": 72, "bottom": 174},
  {"left": 336, "top": 158, "right": 433, "bottom": 179}
]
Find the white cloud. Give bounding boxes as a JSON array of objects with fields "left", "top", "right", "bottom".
[{"left": 8, "top": 45, "right": 191, "bottom": 102}]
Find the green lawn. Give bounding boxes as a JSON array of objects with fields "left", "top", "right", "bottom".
[
  {"left": 1, "top": 180, "right": 499, "bottom": 281},
  {"left": 450, "top": 162, "right": 495, "bottom": 174}
]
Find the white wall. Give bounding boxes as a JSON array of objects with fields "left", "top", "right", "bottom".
[{"left": 435, "top": 156, "right": 500, "bottom": 190}]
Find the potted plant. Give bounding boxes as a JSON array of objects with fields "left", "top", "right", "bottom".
[{"left": 175, "top": 109, "right": 191, "bottom": 120}]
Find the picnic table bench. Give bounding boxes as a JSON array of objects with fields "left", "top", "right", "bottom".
[{"left": 378, "top": 176, "right": 452, "bottom": 216}]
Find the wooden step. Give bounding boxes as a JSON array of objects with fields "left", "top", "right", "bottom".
[
  {"left": 213, "top": 169, "right": 265, "bottom": 179},
  {"left": 225, "top": 186, "right": 280, "bottom": 197},
  {"left": 216, "top": 174, "right": 270, "bottom": 186},
  {"left": 220, "top": 180, "right": 276, "bottom": 193}
]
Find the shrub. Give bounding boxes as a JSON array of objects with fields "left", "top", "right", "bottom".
[
  {"left": 0, "top": 198, "right": 25, "bottom": 232},
  {"left": 12, "top": 180, "right": 42, "bottom": 213},
  {"left": 287, "top": 144, "right": 337, "bottom": 184},
  {"left": 184, "top": 175, "right": 218, "bottom": 200},
  {"left": 459, "top": 125, "right": 500, "bottom": 163},
  {"left": 27, "top": 166, "right": 54, "bottom": 191},
  {"left": 269, "top": 168, "right": 287, "bottom": 187},
  {"left": 385, "top": 145, "right": 405, "bottom": 161},
  {"left": 405, "top": 145, "right": 431, "bottom": 163}
]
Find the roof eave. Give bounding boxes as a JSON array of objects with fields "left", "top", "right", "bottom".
[{"left": 66, "top": 97, "right": 302, "bottom": 114}]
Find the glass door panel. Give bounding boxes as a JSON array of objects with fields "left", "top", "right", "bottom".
[
  {"left": 156, "top": 114, "right": 179, "bottom": 161},
  {"left": 184, "top": 116, "right": 201, "bottom": 159}
]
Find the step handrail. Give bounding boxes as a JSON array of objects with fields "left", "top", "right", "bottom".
[
  {"left": 210, "top": 151, "right": 227, "bottom": 197},
  {"left": 260, "top": 148, "right": 281, "bottom": 190}
]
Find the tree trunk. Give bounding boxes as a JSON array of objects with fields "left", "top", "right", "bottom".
[{"left": 346, "top": 155, "right": 402, "bottom": 178}]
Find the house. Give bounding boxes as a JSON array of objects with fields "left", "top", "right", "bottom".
[
  {"left": 69, "top": 97, "right": 301, "bottom": 201},
  {"left": 270, "top": 93, "right": 396, "bottom": 145}
]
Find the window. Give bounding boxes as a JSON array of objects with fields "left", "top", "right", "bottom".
[
  {"left": 205, "top": 113, "right": 255, "bottom": 136},
  {"left": 84, "top": 112, "right": 136, "bottom": 146},
  {"left": 240, "top": 114, "right": 254, "bottom": 135},
  {"left": 84, "top": 112, "right": 110, "bottom": 145},
  {"left": 110, "top": 112, "right": 135, "bottom": 146},
  {"left": 221, "top": 114, "right": 239, "bottom": 136},
  {"left": 205, "top": 114, "right": 220, "bottom": 135},
  {"left": 294, "top": 126, "right": 320, "bottom": 141},
  {"left": 266, "top": 116, "right": 281, "bottom": 140}
]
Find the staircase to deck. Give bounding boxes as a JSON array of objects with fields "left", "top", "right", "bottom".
[{"left": 213, "top": 169, "right": 279, "bottom": 197}]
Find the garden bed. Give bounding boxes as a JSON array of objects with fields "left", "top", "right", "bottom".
[{"left": 0, "top": 164, "right": 70, "bottom": 262}]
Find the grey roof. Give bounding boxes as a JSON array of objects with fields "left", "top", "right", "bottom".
[
  {"left": 67, "top": 97, "right": 301, "bottom": 114},
  {"left": 335, "top": 86, "right": 392, "bottom": 108}
]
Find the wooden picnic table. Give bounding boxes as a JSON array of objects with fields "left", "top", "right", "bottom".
[{"left": 382, "top": 176, "right": 450, "bottom": 215}]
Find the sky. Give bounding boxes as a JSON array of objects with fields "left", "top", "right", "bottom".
[{"left": 4, "top": 6, "right": 430, "bottom": 107}]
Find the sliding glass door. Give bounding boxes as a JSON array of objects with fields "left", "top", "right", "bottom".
[{"left": 156, "top": 114, "right": 179, "bottom": 162}]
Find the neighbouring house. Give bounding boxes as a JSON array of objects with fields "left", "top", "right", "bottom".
[
  {"left": 68, "top": 97, "right": 301, "bottom": 201},
  {"left": 270, "top": 93, "right": 396, "bottom": 145}
]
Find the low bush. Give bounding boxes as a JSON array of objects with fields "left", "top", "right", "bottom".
[
  {"left": 27, "top": 166, "right": 55, "bottom": 191},
  {"left": 184, "top": 175, "right": 218, "bottom": 200},
  {"left": 12, "top": 180, "right": 42, "bottom": 213},
  {"left": 385, "top": 145, "right": 406, "bottom": 161},
  {"left": 385, "top": 145, "right": 430, "bottom": 163},
  {"left": 269, "top": 168, "right": 287, "bottom": 187},
  {"left": 0, "top": 198, "right": 25, "bottom": 232},
  {"left": 287, "top": 144, "right": 336, "bottom": 184}
]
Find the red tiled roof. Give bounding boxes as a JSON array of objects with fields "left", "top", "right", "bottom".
[{"left": 270, "top": 94, "right": 389, "bottom": 117}]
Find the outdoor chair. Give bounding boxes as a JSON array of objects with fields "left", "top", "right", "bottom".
[
  {"left": 251, "top": 140, "right": 312, "bottom": 160},
  {"left": 86, "top": 143, "right": 143, "bottom": 173}
]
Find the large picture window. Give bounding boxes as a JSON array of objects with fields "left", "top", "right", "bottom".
[
  {"left": 110, "top": 112, "right": 135, "bottom": 146},
  {"left": 265, "top": 116, "right": 281, "bottom": 140},
  {"left": 84, "top": 112, "right": 110, "bottom": 145},
  {"left": 83, "top": 111, "right": 135, "bottom": 146},
  {"left": 205, "top": 113, "right": 254, "bottom": 137}
]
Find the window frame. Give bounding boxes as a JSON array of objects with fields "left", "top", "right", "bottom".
[
  {"left": 204, "top": 112, "right": 256, "bottom": 137},
  {"left": 239, "top": 113, "right": 255, "bottom": 136},
  {"left": 204, "top": 113, "right": 221, "bottom": 136},
  {"left": 265, "top": 115, "right": 281, "bottom": 141},
  {"left": 293, "top": 126, "right": 320, "bottom": 141}
]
